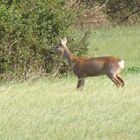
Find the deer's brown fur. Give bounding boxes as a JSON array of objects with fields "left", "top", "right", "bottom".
[{"left": 54, "top": 37, "right": 125, "bottom": 89}]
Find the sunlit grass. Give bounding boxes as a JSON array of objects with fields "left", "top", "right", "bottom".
[{"left": 0, "top": 74, "right": 140, "bottom": 140}]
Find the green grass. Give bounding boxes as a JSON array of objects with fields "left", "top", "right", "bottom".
[
  {"left": 0, "top": 75, "right": 140, "bottom": 140},
  {"left": 0, "top": 26, "right": 140, "bottom": 140}
]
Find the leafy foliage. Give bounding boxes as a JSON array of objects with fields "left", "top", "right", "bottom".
[{"left": 0, "top": 0, "right": 89, "bottom": 80}]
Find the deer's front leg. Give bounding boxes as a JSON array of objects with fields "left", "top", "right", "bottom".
[{"left": 76, "top": 78, "right": 85, "bottom": 90}]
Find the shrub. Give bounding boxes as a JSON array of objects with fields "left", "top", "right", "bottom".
[{"left": 0, "top": 0, "right": 89, "bottom": 80}]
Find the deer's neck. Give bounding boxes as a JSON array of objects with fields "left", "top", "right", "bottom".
[{"left": 63, "top": 47, "right": 74, "bottom": 66}]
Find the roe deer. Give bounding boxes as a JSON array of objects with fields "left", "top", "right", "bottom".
[{"left": 54, "top": 37, "right": 125, "bottom": 89}]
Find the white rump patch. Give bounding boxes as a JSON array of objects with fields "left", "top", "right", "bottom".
[{"left": 118, "top": 60, "right": 125, "bottom": 69}]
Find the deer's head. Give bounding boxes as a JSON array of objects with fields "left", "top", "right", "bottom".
[{"left": 54, "top": 37, "right": 67, "bottom": 55}]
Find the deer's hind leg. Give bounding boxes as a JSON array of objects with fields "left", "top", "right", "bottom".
[
  {"left": 116, "top": 75, "right": 125, "bottom": 87},
  {"left": 106, "top": 73, "right": 122, "bottom": 87}
]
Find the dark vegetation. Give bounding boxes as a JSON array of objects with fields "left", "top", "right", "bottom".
[
  {"left": 80, "top": 0, "right": 140, "bottom": 24},
  {"left": 0, "top": 0, "right": 140, "bottom": 80},
  {"left": 0, "top": 0, "right": 89, "bottom": 80}
]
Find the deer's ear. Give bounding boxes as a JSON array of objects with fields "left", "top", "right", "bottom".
[
  {"left": 62, "top": 37, "right": 67, "bottom": 44},
  {"left": 59, "top": 38, "right": 63, "bottom": 43}
]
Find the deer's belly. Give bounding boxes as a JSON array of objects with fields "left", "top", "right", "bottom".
[
  {"left": 73, "top": 66, "right": 105, "bottom": 77},
  {"left": 84, "top": 66, "right": 105, "bottom": 76},
  {"left": 86, "top": 71, "right": 105, "bottom": 76}
]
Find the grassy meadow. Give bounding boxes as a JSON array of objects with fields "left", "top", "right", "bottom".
[{"left": 0, "top": 26, "right": 140, "bottom": 140}]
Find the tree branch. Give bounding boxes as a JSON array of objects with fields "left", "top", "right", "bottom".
[{"left": 119, "top": 8, "right": 140, "bottom": 23}]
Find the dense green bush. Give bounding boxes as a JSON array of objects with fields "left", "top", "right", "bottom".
[{"left": 0, "top": 0, "right": 89, "bottom": 80}]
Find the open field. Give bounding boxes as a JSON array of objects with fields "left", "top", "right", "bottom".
[{"left": 0, "top": 26, "right": 140, "bottom": 140}]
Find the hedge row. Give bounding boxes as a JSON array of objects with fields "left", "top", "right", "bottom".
[{"left": 0, "top": 0, "right": 89, "bottom": 80}]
